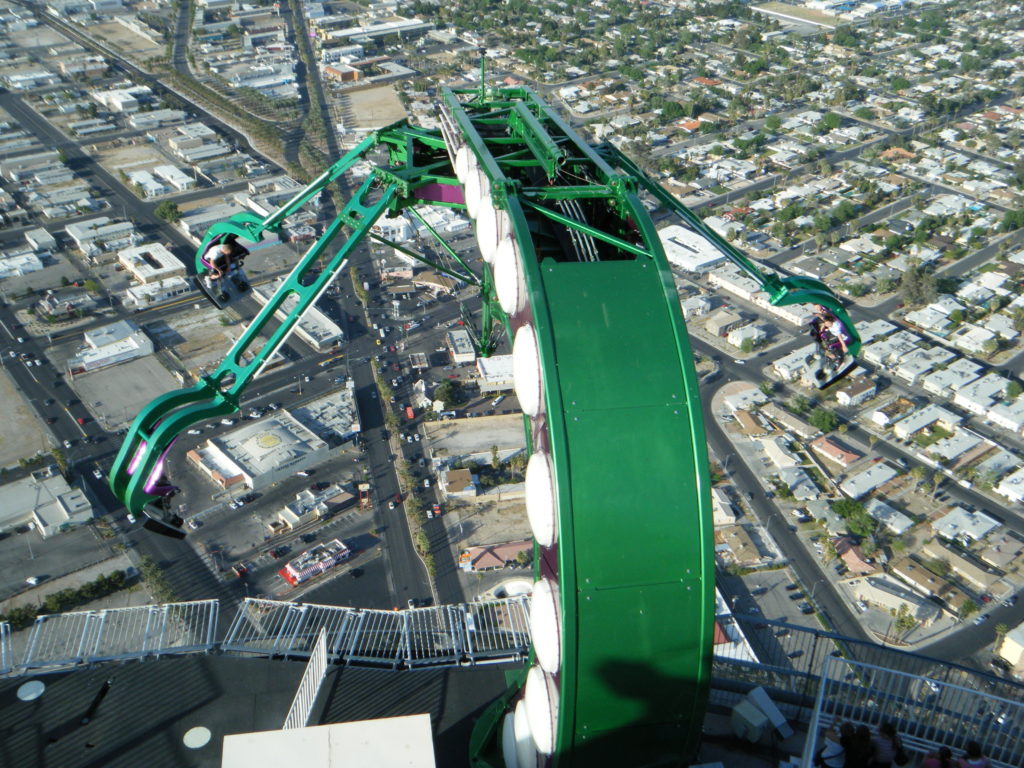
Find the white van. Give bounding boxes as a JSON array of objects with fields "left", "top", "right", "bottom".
[{"left": 491, "top": 395, "right": 505, "bottom": 407}]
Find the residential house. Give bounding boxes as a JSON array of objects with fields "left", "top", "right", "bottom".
[
  {"left": 930, "top": 507, "right": 1000, "bottom": 545},
  {"left": 891, "top": 403, "right": 962, "bottom": 440},
  {"left": 840, "top": 464, "right": 898, "bottom": 500},
  {"left": 442, "top": 468, "right": 478, "bottom": 498},
  {"left": 836, "top": 377, "right": 876, "bottom": 407},
  {"left": 810, "top": 436, "right": 862, "bottom": 468},
  {"left": 864, "top": 498, "right": 913, "bottom": 535}
]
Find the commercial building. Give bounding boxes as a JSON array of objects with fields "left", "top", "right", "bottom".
[
  {"left": 997, "top": 621, "right": 1024, "bottom": 670},
  {"left": 658, "top": 224, "right": 728, "bottom": 273},
  {"left": 124, "top": 277, "right": 192, "bottom": 308},
  {"left": 280, "top": 539, "right": 352, "bottom": 586},
  {"left": 0, "top": 466, "right": 94, "bottom": 538},
  {"left": 252, "top": 278, "right": 343, "bottom": 351},
  {"left": 187, "top": 413, "right": 331, "bottom": 492},
  {"left": 118, "top": 243, "right": 186, "bottom": 284},
  {"left": 152, "top": 164, "right": 196, "bottom": 192},
  {"left": 446, "top": 328, "right": 476, "bottom": 364},
  {"left": 67, "top": 320, "right": 154, "bottom": 374},
  {"left": 65, "top": 217, "right": 140, "bottom": 256},
  {"left": 475, "top": 354, "right": 513, "bottom": 395},
  {"left": 289, "top": 382, "right": 361, "bottom": 443}
]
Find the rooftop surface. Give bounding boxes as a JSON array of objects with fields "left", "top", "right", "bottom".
[{"left": 0, "top": 656, "right": 509, "bottom": 768}]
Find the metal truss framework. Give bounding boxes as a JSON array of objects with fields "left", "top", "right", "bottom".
[{"left": 0, "top": 596, "right": 531, "bottom": 676}]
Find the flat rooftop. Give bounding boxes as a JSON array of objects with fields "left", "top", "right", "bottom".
[{"left": 0, "top": 655, "right": 509, "bottom": 768}]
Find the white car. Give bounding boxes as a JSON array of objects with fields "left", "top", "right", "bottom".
[
  {"left": 424, "top": 478, "right": 431, "bottom": 488},
  {"left": 413, "top": 433, "right": 421, "bottom": 442},
  {"left": 220, "top": 418, "right": 235, "bottom": 426},
  {"left": 187, "top": 518, "right": 199, "bottom": 530},
  {"left": 63, "top": 440, "right": 72, "bottom": 449},
  {"left": 388, "top": 501, "right": 395, "bottom": 510},
  {"left": 126, "top": 513, "right": 137, "bottom": 524},
  {"left": 187, "top": 429, "right": 202, "bottom": 435},
  {"left": 93, "top": 468, "right": 103, "bottom": 479}
]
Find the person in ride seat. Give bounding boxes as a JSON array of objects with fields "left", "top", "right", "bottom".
[
  {"left": 810, "top": 305, "right": 850, "bottom": 362},
  {"left": 203, "top": 236, "right": 250, "bottom": 302}
]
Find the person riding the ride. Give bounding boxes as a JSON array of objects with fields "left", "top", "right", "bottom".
[
  {"left": 202, "top": 236, "right": 250, "bottom": 302},
  {"left": 810, "top": 305, "right": 850, "bottom": 363}
]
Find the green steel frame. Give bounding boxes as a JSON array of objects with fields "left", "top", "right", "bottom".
[{"left": 109, "top": 83, "right": 858, "bottom": 766}]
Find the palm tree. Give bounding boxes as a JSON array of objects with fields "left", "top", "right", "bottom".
[{"left": 994, "top": 622, "right": 1009, "bottom": 653}]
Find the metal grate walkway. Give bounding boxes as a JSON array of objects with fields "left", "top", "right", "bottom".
[
  {"left": 222, "top": 597, "right": 533, "bottom": 668},
  {"left": 0, "top": 596, "right": 532, "bottom": 676}
]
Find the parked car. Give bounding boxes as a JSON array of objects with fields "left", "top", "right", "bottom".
[{"left": 92, "top": 468, "right": 103, "bottom": 479}]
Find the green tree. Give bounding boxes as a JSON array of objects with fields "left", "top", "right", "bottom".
[
  {"left": 434, "top": 380, "right": 465, "bottom": 408},
  {"left": 894, "top": 602, "right": 917, "bottom": 637},
  {"left": 891, "top": 76, "right": 911, "bottom": 91},
  {"left": 900, "top": 264, "right": 938, "bottom": 308},
  {"left": 809, "top": 407, "right": 838, "bottom": 433},
  {"left": 910, "top": 465, "right": 932, "bottom": 491},
  {"left": 831, "top": 498, "right": 864, "bottom": 519},
  {"left": 854, "top": 106, "right": 875, "bottom": 121},
  {"left": 758, "top": 380, "right": 776, "bottom": 396},
  {"left": 154, "top": 201, "right": 181, "bottom": 223},
  {"left": 83, "top": 279, "right": 101, "bottom": 294},
  {"left": 959, "top": 598, "right": 978, "bottom": 621},
  {"left": 821, "top": 112, "right": 842, "bottom": 131},
  {"left": 788, "top": 394, "right": 811, "bottom": 416},
  {"left": 1006, "top": 380, "right": 1023, "bottom": 400},
  {"left": 995, "top": 622, "right": 1010, "bottom": 652},
  {"left": 764, "top": 114, "right": 781, "bottom": 132},
  {"left": 490, "top": 444, "right": 500, "bottom": 470}
]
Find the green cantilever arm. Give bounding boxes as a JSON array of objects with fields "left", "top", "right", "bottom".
[
  {"left": 598, "top": 142, "right": 861, "bottom": 359},
  {"left": 110, "top": 174, "right": 398, "bottom": 516}
]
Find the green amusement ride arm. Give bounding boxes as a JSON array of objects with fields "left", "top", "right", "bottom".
[
  {"left": 110, "top": 174, "right": 398, "bottom": 515},
  {"left": 600, "top": 143, "right": 861, "bottom": 358}
]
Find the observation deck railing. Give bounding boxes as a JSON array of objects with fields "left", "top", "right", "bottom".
[{"left": 802, "top": 656, "right": 1023, "bottom": 768}]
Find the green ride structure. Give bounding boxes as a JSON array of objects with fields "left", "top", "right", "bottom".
[{"left": 108, "top": 82, "right": 859, "bottom": 767}]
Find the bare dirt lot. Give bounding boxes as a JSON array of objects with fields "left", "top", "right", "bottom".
[
  {"left": 0, "top": 369, "right": 51, "bottom": 469},
  {"left": 446, "top": 496, "right": 529, "bottom": 550},
  {"left": 336, "top": 86, "right": 406, "bottom": 131},
  {"left": 87, "top": 21, "right": 164, "bottom": 57},
  {"left": 144, "top": 309, "right": 277, "bottom": 377},
  {"left": 92, "top": 139, "right": 177, "bottom": 181}
]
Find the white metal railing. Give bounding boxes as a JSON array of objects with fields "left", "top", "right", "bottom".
[
  {"left": 221, "top": 597, "right": 532, "bottom": 667},
  {"left": 803, "top": 656, "right": 1024, "bottom": 768},
  {"left": 283, "top": 627, "right": 328, "bottom": 730},
  {"left": 19, "top": 600, "right": 219, "bottom": 671},
  {"left": 0, "top": 622, "right": 10, "bottom": 674}
]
